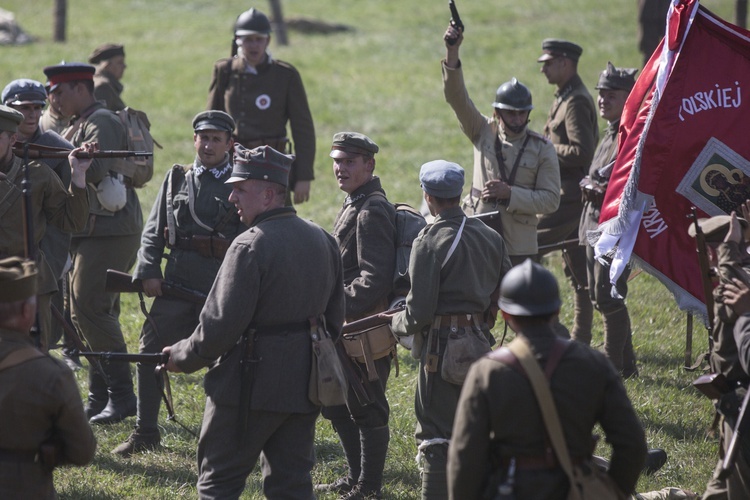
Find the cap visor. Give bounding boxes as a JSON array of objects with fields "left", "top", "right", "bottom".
[
  {"left": 329, "top": 149, "right": 357, "bottom": 159},
  {"left": 225, "top": 175, "right": 248, "bottom": 184}
]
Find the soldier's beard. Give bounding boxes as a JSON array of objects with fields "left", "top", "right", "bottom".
[{"left": 502, "top": 118, "right": 529, "bottom": 135}]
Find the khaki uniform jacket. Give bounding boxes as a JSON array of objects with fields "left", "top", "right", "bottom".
[
  {"left": 206, "top": 55, "right": 316, "bottom": 190},
  {"left": 543, "top": 74, "right": 599, "bottom": 203},
  {"left": 442, "top": 61, "right": 560, "bottom": 256},
  {"left": 28, "top": 127, "right": 74, "bottom": 281},
  {"left": 332, "top": 177, "right": 396, "bottom": 319},
  {"left": 0, "top": 155, "right": 88, "bottom": 294},
  {"left": 0, "top": 330, "right": 96, "bottom": 499},
  {"left": 170, "top": 207, "right": 345, "bottom": 414},
  {"left": 39, "top": 106, "right": 71, "bottom": 136},
  {"left": 93, "top": 70, "right": 126, "bottom": 112},
  {"left": 448, "top": 326, "right": 647, "bottom": 499},
  {"left": 133, "top": 156, "right": 245, "bottom": 294},
  {"left": 579, "top": 120, "right": 619, "bottom": 243},
  {"left": 64, "top": 101, "right": 143, "bottom": 237}
]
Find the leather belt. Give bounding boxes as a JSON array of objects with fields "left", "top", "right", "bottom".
[
  {"left": 437, "top": 314, "right": 481, "bottom": 328},
  {"left": 253, "top": 321, "right": 310, "bottom": 336},
  {"left": 236, "top": 136, "right": 290, "bottom": 154},
  {"left": 167, "top": 233, "right": 231, "bottom": 260}
]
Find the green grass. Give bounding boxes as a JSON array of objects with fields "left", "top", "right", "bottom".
[{"left": 0, "top": 0, "right": 739, "bottom": 497}]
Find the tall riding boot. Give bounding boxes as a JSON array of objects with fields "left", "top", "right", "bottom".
[
  {"left": 621, "top": 311, "right": 638, "bottom": 378},
  {"left": 347, "top": 425, "right": 389, "bottom": 499},
  {"left": 602, "top": 307, "right": 632, "bottom": 374},
  {"left": 571, "top": 289, "right": 594, "bottom": 343},
  {"left": 135, "top": 361, "right": 162, "bottom": 434},
  {"left": 421, "top": 442, "right": 448, "bottom": 500},
  {"left": 90, "top": 358, "right": 137, "bottom": 424},
  {"left": 316, "top": 416, "right": 362, "bottom": 494},
  {"left": 85, "top": 367, "right": 109, "bottom": 419}
]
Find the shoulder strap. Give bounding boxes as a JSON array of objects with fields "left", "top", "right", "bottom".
[
  {"left": 0, "top": 346, "right": 45, "bottom": 372},
  {"left": 441, "top": 216, "right": 466, "bottom": 269},
  {"left": 165, "top": 165, "right": 184, "bottom": 246},
  {"left": 495, "top": 133, "right": 531, "bottom": 186},
  {"left": 507, "top": 336, "right": 582, "bottom": 500}
]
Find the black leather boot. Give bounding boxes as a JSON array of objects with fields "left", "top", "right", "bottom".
[
  {"left": 84, "top": 367, "right": 109, "bottom": 419},
  {"left": 90, "top": 359, "right": 137, "bottom": 425},
  {"left": 315, "top": 417, "right": 362, "bottom": 494},
  {"left": 343, "top": 425, "right": 389, "bottom": 499}
]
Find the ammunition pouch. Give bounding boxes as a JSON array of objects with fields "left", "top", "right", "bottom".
[
  {"left": 342, "top": 301, "right": 397, "bottom": 381},
  {"left": 165, "top": 230, "right": 232, "bottom": 259},
  {"left": 439, "top": 314, "right": 492, "bottom": 385}
]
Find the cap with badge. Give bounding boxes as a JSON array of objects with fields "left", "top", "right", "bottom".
[
  {"left": 419, "top": 160, "right": 465, "bottom": 199},
  {"left": 0, "top": 257, "right": 38, "bottom": 303},
  {"left": 596, "top": 62, "right": 638, "bottom": 92},
  {"left": 227, "top": 144, "right": 294, "bottom": 187},
  {"left": 0, "top": 104, "right": 24, "bottom": 133},
  {"left": 688, "top": 215, "right": 749, "bottom": 242},
  {"left": 329, "top": 132, "right": 379, "bottom": 159},
  {"left": 192, "top": 110, "right": 236, "bottom": 134},
  {"left": 537, "top": 39, "right": 583, "bottom": 62},
  {"left": 43, "top": 63, "right": 96, "bottom": 92},
  {"left": 2, "top": 79, "right": 47, "bottom": 106},
  {"left": 88, "top": 43, "right": 125, "bottom": 64}
]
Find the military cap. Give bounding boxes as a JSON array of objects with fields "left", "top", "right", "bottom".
[
  {"left": 88, "top": 43, "right": 125, "bottom": 64},
  {"left": 537, "top": 39, "right": 583, "bottom": 62},
  {"left": 688, "top": 215, "right": 749, "bottom": 243},
  {"left": 226, "top": 143, "right": 294, "bottom": 187},
  {"left": 42, "top": 63, "right": 95, "bottom": 92},
  {"left": 2, "top": 79, "right": 47, "bottom": 106},
  {"left": 596, "top": 62, "right": 638, "bottom": 92},
  {"left": 499, "top": 259, "right": 562, "bottom": 316},
  {"left": 0, "top": 105, "right": 23, "bottom": 133},
  {"left": 419, "top": 160, "right": 464, "bottom": 199},
  {"left": 192, "top": 110, "right": 236, "bottom": 134},
  {"left": 329, "top": 132, "right": 379, "bottom": 159},
  {"left": 0, "top": 257, "right": 38, "bottom": 303}
]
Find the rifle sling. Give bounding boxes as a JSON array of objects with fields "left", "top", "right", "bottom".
[
  {"left": 0, "top": 346, "right": 44, "bottom": 372},
  {"left": 494, "top": 133, "right": 531, "bottom": 189}
]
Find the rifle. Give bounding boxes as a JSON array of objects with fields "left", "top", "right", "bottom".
[
  {"left": 13, "top": 142, "right": 152, "bottom": 160},
  {"left": 77, "top": 351, "right": 169, "bottom": 364},
  {"left": 18, "top": 143, "right": 43, "bottom": 348},
  {"left": 716, "top": 385, "right": 750, "bottom": 480},
  {"left": 105, "top": 269, "right": 207, "bottom": 305},
  {"left": 342, "top": 304, "right": 405, "bottom": 339},
  {"left": 470, "top": 210, "right": 504, "bottom": 236},
  {"left": 688, "top": 207, "right": 716, "bottom": 368},
  {"left": 538, "top": 238, "right": 580, "bottom": 254},
  {"left": 446, "top": 0, "right": 464, "bottom": 46}
]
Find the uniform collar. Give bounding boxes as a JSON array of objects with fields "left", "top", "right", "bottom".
[
  {"left": 343, "top": 177, "right": 383, "bottom": 207},
  {"left": 192, "top": 153, "right": 232, "bottom": 179}
]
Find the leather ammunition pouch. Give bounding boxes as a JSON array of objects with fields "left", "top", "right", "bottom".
[
  {"left": 165, "top": 230, "right": 232, "bottom": 259},
  {"left": 342, "top": 300, "right": 397, "bottom": 381}
]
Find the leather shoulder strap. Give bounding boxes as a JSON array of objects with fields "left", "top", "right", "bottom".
[{"left": 0, "top": 347, "right": 45, "bottom": 372}]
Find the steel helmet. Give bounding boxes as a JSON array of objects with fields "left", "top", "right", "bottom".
[
  {"left": 234, "top": 8, "right": 272, "bottom": 37},
  {"left": 499, "top": 259, "right": 561, "bottom": 316},
  {"left": 493, "top": 78, "right": 533, "bottom": 111}
]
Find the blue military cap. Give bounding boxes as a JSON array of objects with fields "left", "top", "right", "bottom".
[
  {"left": 419, "top": 160, "right": 464, "bottom": 199},
  {"left": 537, "top": 39, "right": 583, "bottom": 62},
  {"left": 42, "top": 63, "right": 95, "bottom": 91},
  {"left": 192, "top": 110, "right": 235, "bottom": 134},
  {"left": 227, "top": 144, "right": 295, "bottom": 187},
  {"left": 2, "top": 79, "right": 47, "bottom": 106}
]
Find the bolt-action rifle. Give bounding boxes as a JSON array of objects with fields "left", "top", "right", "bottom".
[
  {"left": 13, "top": 142, "right": 152, "bottom": 160},
  {"left": 105, "top": 269, "right": 207, "bottom": 305}
]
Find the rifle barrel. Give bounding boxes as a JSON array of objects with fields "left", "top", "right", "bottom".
[
  {"left": 82, "top": 352, "right": 169, "bottom": 364},
  {"left": 13, "top": 148, "right": 152, "bottom": 159}
]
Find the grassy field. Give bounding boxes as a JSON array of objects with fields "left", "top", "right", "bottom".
[{"left": 0, "top": 0, "right": 740, "bottom": 497}]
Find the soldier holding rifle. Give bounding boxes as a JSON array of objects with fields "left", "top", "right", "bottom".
[
  {"left": 442, "top": 23, "right": 560, "bottom": 265},
  {"left": 0, "top": 257, "right": 96, "bottom": 499},
  {"left": 316, "top": 132, "right": 396, "bottom": 499},
  {"left": 0, "top": 105, "right": 92, "bottom": 350},
  {"left": 111, "top": 111, "right": 244, "bottom": 457},
  {"left": 694, "top": 208, "right": 750, "bottom": 499},
  {"left": 163, "top": 145, "right": 345, "bottom": 499}
]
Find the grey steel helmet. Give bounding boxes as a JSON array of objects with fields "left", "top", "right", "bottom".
[
  {"left": 493, "top": 78, "right": 534, "bottom": 111},
  {"left": 499, "top": 259, "right": 561, "bottom": 316},
  {"left": 2, "top": 79, "right": 47, "bottom": 106},
  {"left": 234, "top": 8, "right": 272, "bottom": 37}
]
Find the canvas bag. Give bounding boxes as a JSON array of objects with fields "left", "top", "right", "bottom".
[
  {"left": 438, "top": 314, "right": 491, "bottom": 385},
  {"left": 308, "top": 317, "right": 347, "bottom": 407},
  {"left": 507, "top": 337, "right": 627, "bottom": 500}
]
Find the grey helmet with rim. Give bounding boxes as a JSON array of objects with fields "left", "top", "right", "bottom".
[
  {"left": 234, "top": 8, "right": 272, "bottom": 37},
  {"left": 492, "top": 78, "right": 534, "bottom": 111},
  {"left": 499, "top": 259, "right": 561, "bottom": 316}
]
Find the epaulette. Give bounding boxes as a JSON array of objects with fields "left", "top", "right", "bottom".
[
  {"left": 273, "top": 59, "right": 298, "bottom": 73},
  {"left": 527, "top": 130, "right": 550, "bottom": 144}
]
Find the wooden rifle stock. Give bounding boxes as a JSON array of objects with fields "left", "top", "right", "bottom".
[
  {"left": 341, "top": 304, "right": 405, "bottom": 338},
  {"left": 13, "top": 142, "right": 152, "bottom": 159},
  {"left": 105, "top": 269, "right": 207, "bottom": 305}
]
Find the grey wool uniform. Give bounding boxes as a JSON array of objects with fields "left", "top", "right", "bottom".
[
  {"left": 448, "top": 324, "right": 647, "bottom": 499},
  {"left": 130, "top": 153, "right": 244, "bottom": 437},
  {"left": 442, "top": 60, "right": 560, "bottom": 258},
  {"left": 391, "top": 160, "right": 510, "bottom": 500},
  {"left": 206, "top": 56, "right": 316, "bottom": 192}
]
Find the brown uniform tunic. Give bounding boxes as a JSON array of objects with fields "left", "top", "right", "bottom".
[{"left": 93, "top": 69, "right": 126, "bottom": 112}]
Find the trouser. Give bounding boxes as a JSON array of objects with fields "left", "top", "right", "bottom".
[
  {"left": 703, "top": 417, "right": 750, "bottom": 499},
  {"left": 136, "top": 296, "right": 202, "bottom": 433},
  {"left": 537, "top": 199, "right": 592, "bottom": 341},
  {"left": 36, "top": 292, "right": 53, "bottom": 351},
  {"left": 322, "top": 355, "right": 392, "bottom": 489},
  {"left": 197, "top": 398, "right": 319, "bottom": 500},
  {"left": 585, "top": 245, "right": 636, "bottom": 373}
]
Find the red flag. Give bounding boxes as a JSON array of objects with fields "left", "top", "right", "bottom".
[{"left": 593, "top": 0, "right": 750, "bottom": 316}]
